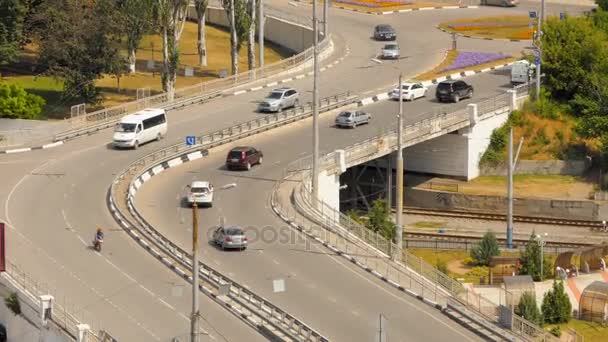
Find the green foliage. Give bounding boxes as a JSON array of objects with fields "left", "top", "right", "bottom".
[
  {"left": 435, "top": 259, "right": 448, "bottom": 275},
  {"left": 346, "top": 209, "right": 365, "bottom": 225},
  {"left": 222, "top": 0, "right": 252, "bottom": 50},
  {"left": 463, "top": 256, "right": 475, "bottom": 266},
  {"left": 366, "top": 198, "right": 396, "bottom": 241},
  {"left": 116, "top": 0, "right": 155, "bottom": 56},
  {"left": 531, "top": 127, "right": 550, "bottom": 146},
  {"left": 528, "top": 88, "right": 564, "bottom": 120},
  {"left": 465, "top": 266, "right": 489, "bottom": 280},
  {"left": 597, "top": 0, "right": 608, "bottom": 11},
  {"left": 542, "top": 281, "right": 572, "bottom": 324},
  {"left": 0, "top": 83, "right": 45, "bottom": 119},
  {"left": 4, "top": 292, "right": 21, "bottom": 316},
  {"left": 470, "top": 231, "right": 500, "bottom": 266},
  {"left": 549, "top": 325, "right": 561, "bottom": 337},
  {"left": 0, "top": 0, "right": 27, "bottom": 64},
  {"left": 520, "top": 231, "right": 542, "bottom": 281},
  {"left": 480, "top": 125, "right": 509, "bottom": 165},
  {"left": 516, "top": 292, "right": 543, "bottom": 326},
  {"left": 35, "top": 0, "right": 124, "bottom": 103}
]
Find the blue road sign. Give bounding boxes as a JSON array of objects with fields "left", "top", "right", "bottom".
[
  {"left": 534, "top": 56, "right": 541, "bottom": 66},
  {"left": 186, "top": 136, "right": 196, "bottom": 146},
  {"left": 529, "top": 11, "right": 537, "bottom": 19},
  {"left": 560, "top": 12, "right": 565, "bottom": 20}
]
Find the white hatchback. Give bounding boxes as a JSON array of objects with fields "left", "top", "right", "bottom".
[
  {"left": 187, "top": 181, "right": 214, "bottom": 207},
  {"left": 390, "top": 82, "right": 427, "bottom": 101}
]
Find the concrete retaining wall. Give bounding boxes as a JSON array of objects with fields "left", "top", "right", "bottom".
[
  {"left": 187, "top": 6, "right": 313, "bottom": 54},
  {"left": 405, "top": 187, "right": 600, "bottom": 220},
  {"left": 480, "top": 160, "right": 591, "bottom": 176}
]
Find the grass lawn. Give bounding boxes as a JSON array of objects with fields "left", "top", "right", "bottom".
[
  {"left": 550, "top": 320, "right": 608, "bottom": 342},
  {"left": 439, "top": 15, "right": 535, "bottom": 40},
  {"left": 1, "top": 22, "right": 287, "bottom": 119},
  {"left": 459, "top": 175, "right": 594, "bottom": 199},
  {"left": 414, "top": 49, "right": 518, "bottom": 81},
  {"left": 412, "top": 221, "right": 446, "bottom": 229}
]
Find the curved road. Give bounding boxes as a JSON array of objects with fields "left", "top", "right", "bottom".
[{"left": 0, "top": 1, "right": 593, "bottom": 341}]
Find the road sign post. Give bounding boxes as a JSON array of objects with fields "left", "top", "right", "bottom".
[{"left": 186, "top": 136, "right": 196, "bottom": 146}]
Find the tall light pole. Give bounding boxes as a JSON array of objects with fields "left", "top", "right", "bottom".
[
  {"left": 536, "top": 233, "right": 547, "bottom": 281},
  {"left": 507, "top": 127, "right": 524, "bottom": 249},
  {"left": 395, "top": 73, "right": 404, "bottom": 259},
  {"left": 311, "top": 0, "right": 320, "bottom": 201},
  {"left": 190, "top": 202, "right": 200, "bottom": 342},
  {"left": 259, "top": 0, "right": 265, "bottom": 69},
  {"left": 323, "top": 0, "right": 329, "bottom": 36}
]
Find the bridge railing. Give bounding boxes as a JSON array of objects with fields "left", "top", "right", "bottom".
[{"left": 277, "top": 84, "right": 561, "bottom": 342}]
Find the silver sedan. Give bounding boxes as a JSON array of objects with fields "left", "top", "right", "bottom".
[
  {"left": 335, "top": 110, "right": 371, "bottom": 128},
  {"left": 212, "top": 226, "right": 248, "bottom": 250}
]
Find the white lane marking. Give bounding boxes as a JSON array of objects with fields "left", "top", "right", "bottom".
[
  {"left": 159, "top": 298, "right": 176, "bottom": 311},
  {"left": 140, "top": 284, "right": 155, "bottom": 297},
  {"left": 4, "top": 159, "right": 53, "bottom": 226},
  {"left": 272, "top": 259, "right": 280, "bottom": 265}
]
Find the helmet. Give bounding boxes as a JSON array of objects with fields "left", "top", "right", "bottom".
[{"left": 96, "top": 227, "right": 102, "bottom": 232}]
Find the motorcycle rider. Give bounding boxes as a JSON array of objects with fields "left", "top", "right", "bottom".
[{"left": 94, "top": 227, "right": 104, "bottom": 248}]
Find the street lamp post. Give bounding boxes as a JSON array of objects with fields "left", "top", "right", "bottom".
[
  {"left": 311, "top": 0, "right": 320, "bottom": 201},
  {"left": 190, "top": 202, "right": 200, "bottom": 342},
  {"left": 536, "top": 233, "right": 548, "bottom": 281},
  {"left": 259, "top": 0, "right": 265, "bottom": 69},
  {"left": 395, "top": 73, "right": 404, "bottom": 259}
]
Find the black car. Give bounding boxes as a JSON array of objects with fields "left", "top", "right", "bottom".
[
  {"left": 435, "top": 80, "right": 474, "bottom": 103},
  {"left": 373, "top": 24, "right": 396, "bottom": 41},
  {"left": 226, "top": 146, "right": 263, "bottom": 170}
]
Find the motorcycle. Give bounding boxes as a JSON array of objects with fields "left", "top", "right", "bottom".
[{"left": 93, "top": 238, "right": 103, "bottom": 252}]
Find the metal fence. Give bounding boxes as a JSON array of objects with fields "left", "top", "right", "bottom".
[
  {"left": 4, "top": 261, "right": 104, "bottom": 342},
  {"left": 277, "top": 84, "right": 561, "bottom": 342},
  {"left": 404, "top": 239, "right": 576, "bottom": 255}
]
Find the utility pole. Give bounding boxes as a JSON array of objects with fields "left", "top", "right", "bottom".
[
  {"left": 323, "top": 0, "right": 329, "bottom": 36},
  {"left": 190, "top": 202, "right": 200, "bottom": 342},
  {"left": 507, "top": 128, "right": 514, "bottom": 249},
  {"left": 259, "top": 0, "right": 265, "bottom": 69},
  {"left": 535, "top": 0, "right": 544, "bottom": 101},
  {"left": 386, "top": 154, "right": 392, "bottom": 212},
  {"left": 311, "top": 0, "right": 320, "bottom": 201},
  {"left": 230, "top": 0, "right": 237, "bottom": 74},
  {"left": 395, "top": 73, "right": 404, "bottom": 259}
]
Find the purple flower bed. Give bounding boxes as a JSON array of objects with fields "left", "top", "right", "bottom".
[
  {"left": 334, "top": 0, "right": 413, "bottom": 8},
  {"left": 441, "top": 51, "right": 511, "bottom": 73}
]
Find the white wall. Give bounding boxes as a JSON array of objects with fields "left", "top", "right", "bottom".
[{"left": 318, "top": 170, "right": 341, "bottom": 212}]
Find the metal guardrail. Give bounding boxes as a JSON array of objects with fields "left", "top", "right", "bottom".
[
  {"left": 53, "top": 8, "right": 331, "bottom": 142},
  {"left": 280, "top": 84, "right": 561, "bottom": 342},
  {"left": 4, "top": 260, "right": 104, "bottom": 342},
  {"left": 108, "top": 92, "right": 356, "bottom": 342}
]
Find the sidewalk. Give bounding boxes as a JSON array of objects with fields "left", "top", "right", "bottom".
[{"left": 0, "top": 119, "right": 69, "bottom": 149}]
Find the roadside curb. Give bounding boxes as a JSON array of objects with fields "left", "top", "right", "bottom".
[
  {"left": 289, "top": 0, "right": 478, "bottom": 15},
  {"left": 356, "top": 60, "right": 517, "bottom": 107},
  {"left": 437, "top": 25, "right": 528, "bottom": 42},
  {"left": 0, "top": 140, "right": 64, "bottom": 154},
  {"left": 227, "top": 45, "right": 351, "bottom": 97}
]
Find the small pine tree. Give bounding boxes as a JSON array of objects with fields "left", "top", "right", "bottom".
[
  {"left": 366, "top": 198, "right": 396, "bottom": 241},
  {"left": 470, "top": 231, "right": 500, "bottom": 266},
  {"left": 517, "top": 292, "right": 543, "bottom": 326},
  {"left": 520, "top": 231, "right": 542, "bottom": 281},
  {"left": 542, "top": 280, "right": 572, "bottom": 324}
]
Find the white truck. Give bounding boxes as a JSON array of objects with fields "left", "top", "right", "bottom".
[{"left": 511, "top": 60, "right": 536, "bottom": 85}]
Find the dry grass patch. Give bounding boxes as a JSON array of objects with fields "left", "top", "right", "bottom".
[{"left": 439, "top": 15, "right": 535, "bottom": 40}]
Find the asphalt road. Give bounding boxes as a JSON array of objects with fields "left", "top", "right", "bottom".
[{"left": 0, "top": 1, "right": 595, "bottom": 341}]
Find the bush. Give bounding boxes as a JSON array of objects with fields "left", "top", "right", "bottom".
[
  {"left": 532, "top": 127, "right": 550, "bottom": 146},
  {"left": 463, "top": 256, "right": 475, "bottom": 266},
  {"left": 542, "top": 281, "right": 572, "bottom": 324},
  {"left": 435, "top": 259, "right": 449, "bottom": 275},
  {"left": 549, "top": 325, "right": 561, "bottom": 337},
  {"left": 517, "top": 292, "right": 543, "bottom": 326},
  {"left": 470, "top": 231, "right": 500, "bottom": 266},
  {"left": 4, "top": 292, "right": 20, "bottom": 315},
  {"left": 0, "top": 83, "right": 46, "bottom": 119},
  {"left": 480, "top": 126, "right": 509, "bottom": 166}
]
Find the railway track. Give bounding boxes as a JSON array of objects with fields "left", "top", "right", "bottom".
[
  {"left": 400, "top": 206, "right": 606, "bottom": 229},
  {"left": 404, "top": 231, "right": 594, "bottom": 249}
]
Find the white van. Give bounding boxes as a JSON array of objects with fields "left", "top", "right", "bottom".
[
  {"left": 511, "top": 60, "right": 535, "bottom": 85},
  {"left": 112, "top": 108, "right": 167, "bottom": 149}
]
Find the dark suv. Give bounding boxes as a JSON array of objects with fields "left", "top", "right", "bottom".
[
  {"left": 226, "top": 146, "right": 263, "bottom": 170},
  {"left": 435, "top": 80, "right": 474, "bottom": 103},
  {"left": 373, "top": 24, "right": 396, "bottom": 41}
]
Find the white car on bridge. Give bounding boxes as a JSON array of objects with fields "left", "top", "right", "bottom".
[{"left": 390, "top": 82, "right": 427, "bottom": 101}]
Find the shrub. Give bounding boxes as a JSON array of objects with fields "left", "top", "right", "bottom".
[
  {"left": 532, "top": 127, "right": 550, "bottom": 146},
  {"left": 542, "top": 281, "right": 572, "bottom": 324},
  {"left": 463, "top": 256, "right": 476, "bottom": 266},
  {"left": 516, "top": 292, "right": 543, "bottom": 326},
  {"left": 470, "top": 231, "right": 500, "bottom": 266},
  {"left": 554, "top": 130, "right": 565, "bottom": 145},
  {"left": 0, "top": 83, "right": 46, "bottom": 119},
  {"left": 549, "top": 325, "right": 561, "bottom": 337},
  {"left": 435, "top": 259, "right": 449, "bottom": 275},
  {"left": 4, "top": 292, "right": 20, "bottom": 315}
]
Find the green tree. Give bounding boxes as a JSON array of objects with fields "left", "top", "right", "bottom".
[
  {"left": 117, "top": 0, "right": 155, "bottom": 74},
  {"left": 597, "top": 0, "right": 608, "bottom": 11},
  {"left": 520, "top": 232, "right": 542, "bottom": 281},
  {"left": 470, "top": 231, "right": 500, "bottom": 266},
  {"left": 155, "top": 0, "right": 189, "bottom": 101},
  {"left": 222, "top": 0, "right": 252, "bottom": 75},
  {"left": 366, "top": 198, "right": 396, "bottom": 241},
  {"left": 516, "top": 292, "right": 543, "bottom": 326},
  {"left": 0, "top": 83, "right": 45, "bottom": 119},
  {"left": 0, "top": 0, "right": 27, "bottom": 64},
  {"left": 542, "top": 281, "right": 572, "bottom": 324},
  {"left": 35, "top": 0, "right": 123, "bottom": 103}
]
